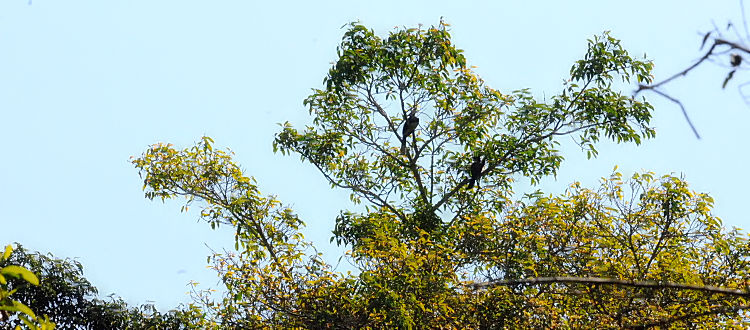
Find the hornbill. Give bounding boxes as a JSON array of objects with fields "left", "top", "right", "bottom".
[
  {"left": 468, "top": 156, "right": 485, "bottom": 189},
  {"left": 400, "top": 111, "right": 419, "bottom": 154}
]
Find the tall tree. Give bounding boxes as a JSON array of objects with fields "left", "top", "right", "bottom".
[{"left": 133, "top": 22, "right": 750, "bottom": 328}]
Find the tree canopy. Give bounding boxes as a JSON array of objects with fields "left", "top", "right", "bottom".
[
  {"left": 0, "top": 244, "right": 54, "bottom": 329},
  {"left": 0, "top": 243, "right": 206, "bottom": 329},
  {"left": 128, "top": 21, "right": 750, "bottom": 328}
]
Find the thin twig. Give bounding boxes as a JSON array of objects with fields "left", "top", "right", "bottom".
[
  {"left": 648, "top": 89, "right": 701, "bottom": 139},
  {"left": 742, "top": 0, "right": 750, "bottom": 43}
]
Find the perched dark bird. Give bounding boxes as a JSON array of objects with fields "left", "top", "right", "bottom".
[
  {"left": 468, "top": 156, "right": 485, "bottom": 189},
  {"left": 731, "top": 53, "right": 742, "bottom": 67},
  {"left": 400, "top": 112, "right": 419, "bottom": 154}
]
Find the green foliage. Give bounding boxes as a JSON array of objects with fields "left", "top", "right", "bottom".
[
  {"left": 474, "top": 171, "right": 750, "bottom": 327},
  {"left": 0, "top": 244, "right": 205, "bottom": 329},
  {"left": 274, "top": 21, "right": 654, "bottom": 238},
  {"left": 132, "top": 21, "right": 750, "bottom": 328},
  {"left": 0, "top": 244, "right": 54, "bottom": 330}
]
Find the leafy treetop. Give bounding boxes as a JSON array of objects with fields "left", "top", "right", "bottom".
[{"left": 131, "top": 22, "right": 750, "bottom": 328}]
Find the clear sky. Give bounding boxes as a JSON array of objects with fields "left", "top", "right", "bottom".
[{"left": 1, "top": 0, "right": 748, "bottom": 311}]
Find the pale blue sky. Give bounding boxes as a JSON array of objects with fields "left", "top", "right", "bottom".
[{"left": 1, "top": 1, "right": 748, "bottom": 311}]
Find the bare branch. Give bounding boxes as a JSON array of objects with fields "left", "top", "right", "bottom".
[
  {"left": 645, "top": 89, "right": 701, "bottom": 139},
  {"left": 638, "top": 41, "right": 721, "bottom": 92},
  {"left": 365, "top": 85, "right": 399, "bottom": 137},
  {"left": 634, "top": 37, "right": 750, "bottom": 139},
  {"left": 743, "top": 0, "right": 750, "bottom": 43}
]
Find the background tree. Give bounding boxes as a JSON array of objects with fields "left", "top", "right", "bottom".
[
  {"left": 0, "top": 244, "right": 206, "bottom": 329},
  {"left": 0, "top": 244, "right": 54, "bottom": 329},
  {"left": 133, "top": 22, "right": 750, "bottom": 328}
]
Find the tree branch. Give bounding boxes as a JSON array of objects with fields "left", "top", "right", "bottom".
[
  {"left": 365, "top": 85, "right": 399, "bottom": 138},
  {"left": 643, "top": 88, "right": 700, "bottom": 138},
  {"left": 628, "top": 304, "right": 750, "bottom": 329},
  {"left": 634, "top": 37, "right": 750, "bottom": 139},
  {"left": 469, "top": 276, "right": 750, "bottom": 297},
  {"left": 637, "top": 41, "right": 721, "bottom": 92}
]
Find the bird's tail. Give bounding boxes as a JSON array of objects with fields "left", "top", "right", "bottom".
[
  {"left": 468, "top": 179, "right": 475, "bottom": 189},
  {"left": 400, "top": 139, "right": 407, "bottom": 154}
]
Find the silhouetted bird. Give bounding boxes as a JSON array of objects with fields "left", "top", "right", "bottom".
[
  {"left": 401, "top": 112, "right": 419, "bottom": 154},
  {"left": 731, "top": 53, "right": 742, "bottom": 67},
  {"left": 468, "top": 156, "right": 485, "bottom": 189}
]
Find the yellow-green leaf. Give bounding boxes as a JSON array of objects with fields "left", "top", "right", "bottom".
[
  {"left": 2, "top": 245, "right": 12, "bottom": 260},
  {"left": 0, "top": 300, "right": 36, "bottom": 319},
  {"left": 1, "top": 265, "right": 40, "bottom": 286}
]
